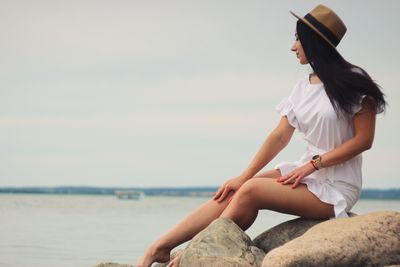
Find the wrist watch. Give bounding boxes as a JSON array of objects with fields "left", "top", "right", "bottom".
[{"left": 311, "top": 155, "right": 322, "bottom": 170}]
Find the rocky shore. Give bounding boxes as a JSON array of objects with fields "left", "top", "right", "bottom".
[{"left": 94, "top": 210, "right": 400, "bottom": 267}]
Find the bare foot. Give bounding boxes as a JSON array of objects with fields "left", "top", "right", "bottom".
[
  {"left": 136, "top": 243, "right": 171, "bottom": 267},
  {"left": 167, "top": 250, "right": 183, "bottom": 267}
]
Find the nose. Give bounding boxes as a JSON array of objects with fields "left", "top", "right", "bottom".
[{"left": 291, "top": 42, "right": 297, "bottom": 52}]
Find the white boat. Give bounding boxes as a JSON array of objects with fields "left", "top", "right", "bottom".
[{"left": 115, "top": 190, "right": 144, "bottom": 200}]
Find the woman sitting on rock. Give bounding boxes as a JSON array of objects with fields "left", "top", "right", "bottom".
[{"left": 137, "top": 4, "right": 386, "bottom": 267}]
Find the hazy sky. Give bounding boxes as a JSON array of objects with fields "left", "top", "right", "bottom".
[{"left": 1, "top": 0, "right": 399, "bottom": 188}]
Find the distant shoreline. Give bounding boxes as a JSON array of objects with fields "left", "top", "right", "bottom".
[{"left": 0, "top": 186, "right": 399, "bottom": 200}]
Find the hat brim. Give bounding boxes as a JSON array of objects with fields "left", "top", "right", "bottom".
[{"left": 290, "top": 10, "right": 337, "bottom": 50}]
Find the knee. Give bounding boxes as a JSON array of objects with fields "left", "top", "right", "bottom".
[
  {"left": 232, "top": 179, "right": 258, "bottom": 206},
  {"left": 240, "top": 179, "right": 259, "bottom": 195}
]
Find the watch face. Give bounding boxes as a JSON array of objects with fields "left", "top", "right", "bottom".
[{"left": 312, "top": 155, "right": 320, "bottom": 160}]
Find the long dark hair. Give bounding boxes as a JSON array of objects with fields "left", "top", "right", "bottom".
[{"left": 296, "top": 20, "right": 386, "bottom": 117}]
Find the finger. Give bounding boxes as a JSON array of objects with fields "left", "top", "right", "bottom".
[
  {"left": 217, "top": 186, "right": 231, "bottom": 202},
  {"left": 289, "top": 178, "right": 298, "bottom": 187},
  {"left": 213, "top": 190, "right": 220, "bottom": 200},
  {"left": 281, "top": 174, "right": 293, "bottom": 184},
  {"left": 292, "top": 177, "right": 303, "bottom": 189},
  {"left": 283, "top": 175, "right": 297, "bottom": 185},
  {"left": 213, "top": 186, "right": 224, "bottom": 200},
  {"left": 278, "top": 175, "right": 289, "bottom": 182},
  {"left": 228, "top": 195, "right": 233, "bottom": 203},
  {"left": 214, "top": 186, "right": 227, "bottom": 202},
  {"left": 216, "top": 187, "right": 229, "bottom": 202},
  {"left": 169, "top": 258, "right": 177, "bottom": 267},
  {"left": 283, "top": 173, "right": 296, "bottom": 181}
]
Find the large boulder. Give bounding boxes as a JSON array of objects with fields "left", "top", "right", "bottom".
[
  {"left": 153, "top": 250, "right": 183, "bottom": 267},
  {"left": 93, "top": 263, "right": 134, "bottom": 267},
  {"left": 179, "top": 218, "right": 265, "bottom": 267},
  {"left": 253, "top": 212, "right": 356, "bottom": 253},
  {"left": 253, "top": 217, "right": 326, "bottom": 254},
  {"left": 262, "top": 211, "right": 400, "bottom": 267}
]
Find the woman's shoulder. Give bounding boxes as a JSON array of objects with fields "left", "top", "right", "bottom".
[
  {"left": 291, "top": 75, "right": 310, "bottom": 89},
  {"left": 286, "top": 76, "right": 310, "bottom": 99},
  {"left": 293, "top": 75, "right": 319, "bottom": 90},
  {"left": 300, "top": 74, "right": 311, "bottom": 84}
]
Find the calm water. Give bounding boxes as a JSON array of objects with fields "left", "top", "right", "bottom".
[{"left": 0, "top": 194, "right": 399, "bottom": 267}]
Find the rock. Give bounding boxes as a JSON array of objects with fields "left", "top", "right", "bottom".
[
  {"left": 93, "top": 263, "right": 135, "bottom": 267},
  {"left": 93, "top": 252, "right": 184, "bottom": 267},
  {"left": 153, "top": 250, "right": 183, "bottom": 267},
  {"left": 262, "top": 211, "right": 400, "bottom": 267},
  {"left": 253, "top": 212, "right": 356, "bottom": 253},
  {"left": 253, "top": 217, "right": 325, "bottom": 254},
  {"left": 179, "top": 218, "right": 265, "bottom": 267}
]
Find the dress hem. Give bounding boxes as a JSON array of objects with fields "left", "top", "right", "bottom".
[{"left": 275, "top": 165, "right": 349, "bottom": 219}]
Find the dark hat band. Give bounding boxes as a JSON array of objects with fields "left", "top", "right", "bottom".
[{"left": 304, "top": 13, "right": 340, "bottom": 46}]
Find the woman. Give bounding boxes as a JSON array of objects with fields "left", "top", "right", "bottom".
[{"left": 137, "top": 4, "right": 386, "bottom": 267}]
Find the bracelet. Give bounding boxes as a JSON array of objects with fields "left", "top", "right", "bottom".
[{"left": 310, "top": 160, "right": 319, "bottom": 171}]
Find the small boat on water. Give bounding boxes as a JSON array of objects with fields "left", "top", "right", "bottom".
[{"left": 115, "top": 190, "right": 144, "bottom": 200}]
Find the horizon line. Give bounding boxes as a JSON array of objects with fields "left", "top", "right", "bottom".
[{"left": 0, "top": 185, "right": 399, "bottom": 190}]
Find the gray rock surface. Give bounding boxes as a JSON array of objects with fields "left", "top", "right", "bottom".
[
  {"left": 152, "top": 250, "right": 183, "bottom": 267},
  {"left": 179, "top": 218, "right": 265, "bottom": 267},
  {"left": 93, "top": 250, "right": 183, "bottom": 267},
  {"left": 253, "top": 217, "right": 325, "bottom": 254},
  {"left": 93, "top": 263, "right": 135, "bottom": 267},
  {"left": 262, "top": 211, "right": 400, "bottom": 267},
  {"left": 253, "top": 212, "right": 356, "bottom": 254}
]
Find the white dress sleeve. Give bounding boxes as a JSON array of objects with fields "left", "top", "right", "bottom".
[
  {"left": 275, "top": 96, "right": 299, "bottom": 129},
  {"left": 351, "top": 95, "right": 367, "bottom": 115},
  {"left": 351, "top": 68, "right": 369, "bottom": 115}
]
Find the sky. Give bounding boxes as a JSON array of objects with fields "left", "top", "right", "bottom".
[{"left": 1, "top": 0, "right": 399, "bottom": 189}]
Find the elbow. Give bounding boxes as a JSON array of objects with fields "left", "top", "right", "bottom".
[
  {"left": 360, "top": 140, "right": 373, "bottom": 151},
  {"left": 353, "top": 134, "right": 374, "bottom": 152},
  {"left": 363, "top": 144, "right": 372, "bottom": 151},
  {"left": 271, "top": 132, "right": 290, "bottom": 148},
  {"left": 277, "top": 133, "right": 291, "bottom": 148}
]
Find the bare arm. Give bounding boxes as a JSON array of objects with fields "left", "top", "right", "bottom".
[
  {"left": 320, "top": 98, "right": 376, "bottom": 167},
  {"left": 240, "top": 117, "right": 295, "bottom": 180},
  {"left": 280, "top": 98, "right": 377, "bottom": 188},
  {"left": 213, "top": 116, "right": 295, "bottom": 201}
]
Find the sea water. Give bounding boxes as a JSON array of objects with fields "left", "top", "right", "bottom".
[{"left": 0, "top": 194, "right": 399, "bottom": 267}]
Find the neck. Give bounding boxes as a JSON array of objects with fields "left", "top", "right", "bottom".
[{"left": 309, "top": 73, "right": 322, "bottom": 84}]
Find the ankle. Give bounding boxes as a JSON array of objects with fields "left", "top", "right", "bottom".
[
  {"left": 150, "top": 242, "right": 171, "bottom": 255},
  {"left": 154, "top": 239, "right": 173, "bottom": 251}
]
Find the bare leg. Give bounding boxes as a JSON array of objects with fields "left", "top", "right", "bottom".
[
  {"left": 137, "top": 192, "right": 236, "bottom": 266},
  {"left": 220, "top": 178, "right": 334, "bottom": 230},
  {"left": 136, "top": 170, "right": 281, "bottom": 267}
]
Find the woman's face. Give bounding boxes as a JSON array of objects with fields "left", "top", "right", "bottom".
[{"left": 291, "top": 33, "right": 309, "bottom": 65}]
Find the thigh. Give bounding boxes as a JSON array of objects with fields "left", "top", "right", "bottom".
[
  {"left": 253, "top": 169, "right": 282, "bottom": 179},
  {"left": 242, "top": 178, "right": 334, "bottom": 219}
]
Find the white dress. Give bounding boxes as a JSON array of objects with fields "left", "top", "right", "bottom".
[{"left": 275, "top": 75, "right": 365, "bottom": 218}]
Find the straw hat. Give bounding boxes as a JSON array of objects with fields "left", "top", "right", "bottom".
[{"left": 290, "top": 5, "right": 347, "bottom": 49}]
